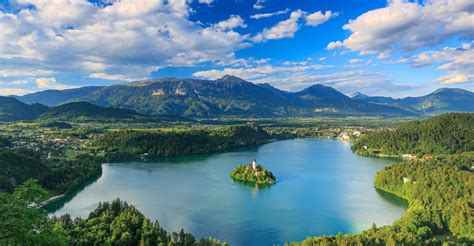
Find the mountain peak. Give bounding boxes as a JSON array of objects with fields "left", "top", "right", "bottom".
[
  {"left": 299, "top": 84, "right": 348, "bottom": 100},
  {"left": 257, "top": 83, "right": 278, "bottom": 90},
  {"left": 351, "top": 92, "right": 369, "bottom": 99},
  {"left": 431, "top": 87, "right": 472, "bottom": 96},
  {"left": 216, "top": 75, "right": 246, "bottom": 82}
]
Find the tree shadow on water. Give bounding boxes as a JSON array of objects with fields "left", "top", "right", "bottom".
[{"left": 231, "top": 177, "right": 274, "bottom": 192}]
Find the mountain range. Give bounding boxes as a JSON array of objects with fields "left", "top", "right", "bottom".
[
  {"left": 352, "top": 88, "right": 474, "bottom": 115},
  {"left": 14, "top": 75, "right": 414, "bottom": 118},
  {"left": 5, "top": 75, "right": 473, "bottom": 121}
]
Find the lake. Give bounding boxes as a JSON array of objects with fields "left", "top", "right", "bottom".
[{"left": 47, "top": 138, "right": 407, "bottom": 245}]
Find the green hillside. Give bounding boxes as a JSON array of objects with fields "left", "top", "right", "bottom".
[
  {"left": 0, "top": 149, "right": 101, "bottom": 194},
  {"left": 0, "top": 97, "right": 48, "bottom": 121},
  {"left": 352, "top": 113, "right": 474, "bottom": 155},
  {"left": 39, "top": 102, "right": 146, "bottom": 121},
  {"left": 95, "top": 125, "right": 273, "bottom": 160},
  {"left": 39, "top": 102, "right": 188, "bottom": 123}
]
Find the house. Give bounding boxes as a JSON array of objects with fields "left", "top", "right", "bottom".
[
  {"left": 245, "top": 158, "right": 258, "bottom": 171},
  {"left": 140, "top": 153, "right": 149, "bottom": 160}
]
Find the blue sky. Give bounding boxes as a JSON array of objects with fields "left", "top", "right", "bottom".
[{"left": 0, "top": 0, "right": 473, "bottom": 98}]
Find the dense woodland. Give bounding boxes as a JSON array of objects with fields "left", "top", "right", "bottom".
[
  {"left": 352, "top": 113, "right": 474, "bottom": 155},
  {"left": 96, "top": 125, "right": 275, "bottom": 160},
  {"left": 0, "top": 149, "right": 101, "bottom": 194}
]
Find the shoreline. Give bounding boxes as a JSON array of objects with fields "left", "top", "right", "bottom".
[{"left": 41, "top": 194, "right": 65, "bottom": 206}]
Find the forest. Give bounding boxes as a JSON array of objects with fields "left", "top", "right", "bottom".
[
  {"left": 95, "top": 125, "right": 277, "bottom": 160},
  {"left": 0, "top": 149, "right": 101, "bottom": 194},
  {"left": 352, "top": 113, "right": 474, "bottom": 155}
]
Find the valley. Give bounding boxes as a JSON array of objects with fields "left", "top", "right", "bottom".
[
  {"left": 0, "top": 112, "right": 472, "bottom": 245},
  {"left": 2, "top": 0, "right": 473, "bottom": 244}
]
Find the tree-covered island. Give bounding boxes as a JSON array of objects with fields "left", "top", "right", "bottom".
[{"left": 230, "top": 159, "right": 276, "bottom": 184}]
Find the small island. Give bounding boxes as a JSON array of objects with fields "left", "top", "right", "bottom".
[{"left": 230, "top": 159, "right": 276, "bottom": 184}]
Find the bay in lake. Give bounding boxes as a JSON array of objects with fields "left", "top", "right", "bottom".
[{"left": 47, "top": 138, "right": 407, "bottom": 245}]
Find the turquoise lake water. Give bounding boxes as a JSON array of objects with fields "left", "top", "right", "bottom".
[{"left": 48, "top": 138, "right": 407, "bottom": 245}]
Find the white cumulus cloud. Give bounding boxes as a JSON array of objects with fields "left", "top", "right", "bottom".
[
  {"left": 306, "top": 11, "right": 337, "bottom": 26},
  {"left": 328, "top": 0, "right": 474, "bottom": 55},
  {"left": 253, "top": 10, "right": 305, "bottom": 42},
  {"left": 435, "top": 72, "right": 469, "bottom": 84},
  {"left": 326, "top": 41, "right": 343, "bottom": 50},
  {"left": 0, "top": 0, "right": 248, "bottom": 81},
  {"left": 411, "top": 43, "right": 473, "bottom": 84},
  {"left": 35, "top": 77, "right": 76, "bottom": 90},
  {"left": 213, "top": 15, "right": 247, "bottom": 31}
]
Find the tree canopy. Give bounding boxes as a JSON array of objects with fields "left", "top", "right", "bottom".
[{"left": 352, "top": 113, "right": 474, "bottom": 155}]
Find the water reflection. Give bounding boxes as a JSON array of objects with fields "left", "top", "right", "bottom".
[
  {"left": 376, "top": 189, "right": 408, "bottom": 207},
  {"left": 44, "top": 173, "right": 101, "bottom": 212}
]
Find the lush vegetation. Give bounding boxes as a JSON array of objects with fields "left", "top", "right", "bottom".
[
  {"left": 38, "top": 101, "right": 190, "bottom": 123},
  {"left": 374, "top": 153, "right": 473, "bottom": 238},
  {"left": 0, "top": 180, "right": 227, "bottom": 245},
  {"left": 230, "top": 164, "right": 276, "bottom": 184},
  {"left": 353, "top": 113, "right": 474, "bottom": 155},
  {"left": 0, "top": 149, "right": 101, "bottom": 194},
  {"left": 95, "top": 125, "right": 275, "bottom": 160},
  {"left": 0, "top": 180, "right": 68, "bottom": 245},
  {"left": 39, "top": 102, "right": 148, "bottom": 122},
  {"left": 53, "top": 199, "right": 227, "bottom": 245}
]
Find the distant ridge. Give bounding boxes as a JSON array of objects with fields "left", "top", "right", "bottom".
[
  {"left": 15, "top": 86, "right": 104, "bottom": 107},
  {"left": 13, "top": 75, "right": 472, "bottom": 118},
  {"left": 352, "top": 88, "right": 474, "bottom": 115},
  {"left": 0, "top": 96, "right": 48, "bottom": 121}
]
